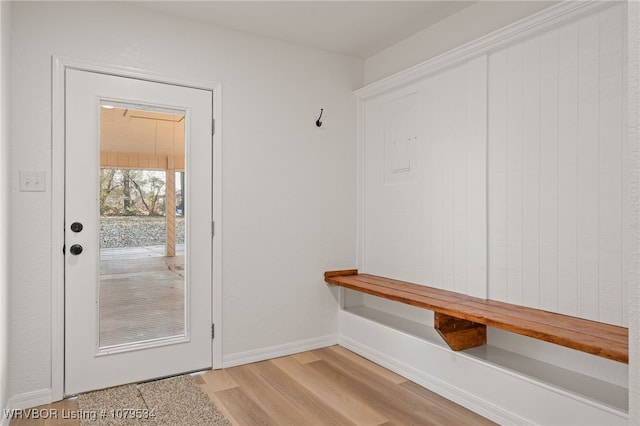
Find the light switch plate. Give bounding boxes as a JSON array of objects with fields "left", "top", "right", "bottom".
[{"left": 19, "top": 171, "right": 46, "bottom": 192}]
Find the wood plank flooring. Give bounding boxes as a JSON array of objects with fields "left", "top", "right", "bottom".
[{"left": 10, "top": 346, "right": 495, "bottom": 425}]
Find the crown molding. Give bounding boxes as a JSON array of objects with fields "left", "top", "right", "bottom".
[{"left": 355, "top": 1, "right": 614, "bottom": 99}]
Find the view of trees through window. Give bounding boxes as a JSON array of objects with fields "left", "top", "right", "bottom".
[{"left": 100, "top": 168, "right": 184, "bottom": 217}]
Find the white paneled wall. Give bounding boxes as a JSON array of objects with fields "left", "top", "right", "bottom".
[
  {"left": 361, "top": 3, "right": 626, "bottom": 327},
  {"left": 362, "top": 57, "right": 487, "bottom": 298},
  {"left": 354, "top": 3, "right": 631, "bottom": 423},
  {"left": 489, "top": 4, "right": 626, "bottom": 326}
]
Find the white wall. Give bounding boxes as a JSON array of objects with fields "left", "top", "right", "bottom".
[
  {"left": 0, "top": 0, "right": 11, "bottom": 419},
  {"left": 488, "top": 4, "right": 627, "bottom": 326},
  {"left": 627, "top": 1, "right": 640, "bottom": 423},
  {"left": 9, "top": 1, "right": 359, "bottom": 399},
  {"left": 363, "top": 1, "right": 557, "bottom": 85}
]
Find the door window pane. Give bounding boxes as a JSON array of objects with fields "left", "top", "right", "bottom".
[{"left": 98, "top": 104, "right": 186, "bottom": 348}]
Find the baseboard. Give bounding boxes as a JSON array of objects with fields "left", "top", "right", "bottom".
[
  {"left": 3, "top": 388, "right": 53, "bottom": 424},
  {"left": 0, "top": 404, "right": 8, "bottom": 426},
  {"left": 7, "top": 388, "right": 53, "bottom": 410},
  {"left": 338, "top": 335, "right": 530, "bottom": 425},
  {"left": 222, "top": 334, "right": 339, "bottom": 368}
]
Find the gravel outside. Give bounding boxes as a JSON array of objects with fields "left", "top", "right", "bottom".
[{"left": 100, "top": 216, "right": 185, "bottom": 248}]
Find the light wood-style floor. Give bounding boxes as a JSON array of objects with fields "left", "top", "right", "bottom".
[{"left": 10, "top": 346, "right": 495, "bottom": 425}]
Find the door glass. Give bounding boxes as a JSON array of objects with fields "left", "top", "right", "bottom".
[{"left": 98, "top": 103, "right": 186, "bottom": 349}]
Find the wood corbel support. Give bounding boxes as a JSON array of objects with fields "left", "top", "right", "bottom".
[{"left": 434, "top": 312, "right": 486, "bottom": 351}]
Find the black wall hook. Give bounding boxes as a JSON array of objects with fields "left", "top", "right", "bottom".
[{"left": 316, "top": 108, "right": 324, "bottom": 127}]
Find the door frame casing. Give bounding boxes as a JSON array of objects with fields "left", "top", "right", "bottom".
[{"left": 51, "top": 56, "right": 223, "bottom": 401}]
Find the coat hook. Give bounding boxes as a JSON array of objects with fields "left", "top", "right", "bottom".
[{"left": 316, "top": 108, "right": 324, "bottom": 127}]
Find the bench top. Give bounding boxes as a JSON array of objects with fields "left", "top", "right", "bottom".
[{"left": 325, "top": 270, "right": 628, "bottom": 363}]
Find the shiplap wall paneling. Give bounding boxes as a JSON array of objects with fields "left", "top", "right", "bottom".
[
  {"left": 597, "top": 5, "right": 624, "bottom": 326},
  {"left": 425, "top": 57, "right": 488, "bottom": 298},
  {"left": 489, "top": 47, "right": 508, "bottom": 304},
  {"left": 425, "top": 66, "right": 463, "bottom": 294},
  {"left": 362, "top": 57, "right": 487, "bottom": 298},
  {"left": 522, "top": 36, "right": 541, "bottom": 311},
  {"left": 488, "top": 3, "right": 625, "bottom": 326},
  {"left": 362, "top": 86, "right": 425, "bottom": 285},
  {"left": 507, "top": 41, "right": 525, "bottom": 307},
  {"left": 539, "top": 28, "right": 560, "bottom": 314},
  {"left": 466, "top": 56, "right": 488, "bottom": 299},
  {"left": 557, "top": 21, "right": 579, "bottom": 319},
  {"left": 577, "top": 13, "right": 600, "bottom": 322}
]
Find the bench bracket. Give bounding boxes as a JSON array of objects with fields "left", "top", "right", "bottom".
[{"left": 434, "top": 312, "right": 487, "bottom": 351}]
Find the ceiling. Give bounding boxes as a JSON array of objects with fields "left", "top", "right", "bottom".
[
  {"left": 101, "top": 107, "right": 184, "bottom": 161},
  {"left": 133, "top": 1, "right": 475, "bottom": 59}
]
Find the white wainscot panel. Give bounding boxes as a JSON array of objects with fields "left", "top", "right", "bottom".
[
  {"left": 488, "top": 3, "right": 626, "bottom": 326},
  {"left": 362, "top": 58, "right": 487, "bottom": 298}
]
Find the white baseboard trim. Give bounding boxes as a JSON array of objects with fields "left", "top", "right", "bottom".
[
  {"left": 3, "top": 388, "right": 54, "bottom": 424},
  {"left": 0, "top": 405, "right": 8, "bottom": 426},
  {"left": 222, "top": 334, "right": 339, "bottom": 368},
  {"left": 7, "top": 388, "right": 53, "bottom": 410},
  {"left": 338, "top": 335, "right": 530, "bottom": 426}
]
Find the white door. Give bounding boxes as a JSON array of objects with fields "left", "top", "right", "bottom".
[{"left": 65, "top": 69, "right": 213, "bottom": 395}]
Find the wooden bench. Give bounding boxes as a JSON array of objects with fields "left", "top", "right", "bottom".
[{"left": 325, "top": 270, "right": 628, "bottom": 364}]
